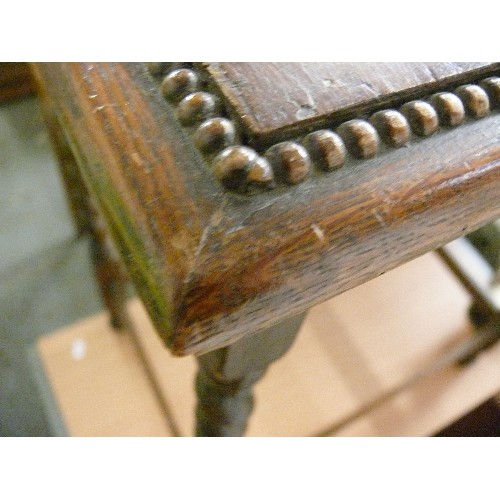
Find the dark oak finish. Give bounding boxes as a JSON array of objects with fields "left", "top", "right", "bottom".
[
  {"left": 37, "top": 84, "right": 130, "bottom": 330},
  {"left": 204, "top": 62, "right": 496, "bottom": 144},
  {"left": 31, "top": 63, "right": 500, "bottom": 359}
]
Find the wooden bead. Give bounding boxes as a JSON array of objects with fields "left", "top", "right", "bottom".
[
  {"left": 147, "top": 62, "right": 172, "bottom": 76},
  {"left": 430, "top": 92, "right": 465, "bottom": 127},
  {"left": 480, "top": 77, "right": 500, "bottom": 109},
  {"left": 266, "top": 142, "right": 311, "bottom": 185},
  {"left": 400, "top": 100, "right": 439, "bottom": 137},
  {"left": 161, "top": 69, "right": 198, "bottom": 102},
  {"left": 455, "top": 85, "right": 490, "bottom": 118},
  {"left": 303, "top": 130, "right": 346, "bottom": 170},
  {"left": 337, "top": 119, "right": 379, "bottom": 159},
  {"left": 177, "top": 92, "right": 218, "bottom": 125},
  {"left": 194, "top": 118, "right": 236, "bottom": 153},
  {"left": 247, "top": 157, "right": 275, "bottom": 189},
  {"left": 370, "top": 110, "right": 411, "bottom": 147},
  {"left": 213, "top": 146, "right": 258, "bottom": 190}
]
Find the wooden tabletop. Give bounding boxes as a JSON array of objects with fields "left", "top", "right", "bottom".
[
  {"left": 31, "top": 62, "right": 500, "bottom": 355},
  {"left": 205, "top": 62, "right": 492, "bottom": 141}
]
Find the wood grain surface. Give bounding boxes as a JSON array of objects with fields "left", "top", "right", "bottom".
[
  {"left": 31, "top": 63, "right": 500, "bottom": 356},
  {"left": 31, "top": 62, "right": 224, "bottom": 346},
  {"left": 203, "top": 62, "right": 498, "bottom": 144}
]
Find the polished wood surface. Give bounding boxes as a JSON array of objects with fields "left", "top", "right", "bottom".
[
  {"left": 31, "top": 63, "right": 500, "bottom": 356},
  {"left": 204, "top": 62, "right": 496, "bottom": 142}
]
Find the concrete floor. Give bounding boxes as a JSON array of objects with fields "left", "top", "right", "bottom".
[{"left": 0, "top": 96, "right": 103, "bottom": 435}]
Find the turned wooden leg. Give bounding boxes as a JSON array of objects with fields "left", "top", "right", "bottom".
[
  {"left": 87, "top": 199, "right": 130, "bottom": 330},
  {"left": 38, "top": 91, "right": 129, "bottom": 330},
  {"left": 195, "top": 312, "right": 306, "bottom": 436},
  {"left": 437, "top": 240, "right": 500, "bottom": 364}
]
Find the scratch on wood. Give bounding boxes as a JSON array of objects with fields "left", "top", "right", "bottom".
[
  {"left": 359, "top": 82, "right": 378, "bottom": 98},
  {"left": 92, "top": 104, "right": 118, "bottom": 113},
  {"left": 311, "top": 223, "right": 325, "bottom": 242},
  {"left": 372, "top": 209, "right": 388, "bottom": 229}
]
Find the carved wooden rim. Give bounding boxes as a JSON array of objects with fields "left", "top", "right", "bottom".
[{"left": 147, "top": 63, "right": 500, "bottom": 195}]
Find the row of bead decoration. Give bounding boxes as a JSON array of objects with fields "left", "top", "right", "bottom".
[{"left": 147, "top": 64, "right": 499, "bottom": 194}]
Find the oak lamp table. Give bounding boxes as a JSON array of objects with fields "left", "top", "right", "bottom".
[{"left": 31, "top": 63, "right": 500, "bottom": 436}]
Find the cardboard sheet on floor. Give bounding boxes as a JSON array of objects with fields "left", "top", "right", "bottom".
[{"left": 37, "top": 253, "right": 500, "bottom": 436}]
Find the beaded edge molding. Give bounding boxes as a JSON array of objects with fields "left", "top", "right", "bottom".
[{"left": 147, "top": 62, "right": 500, "bottom": 195}]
